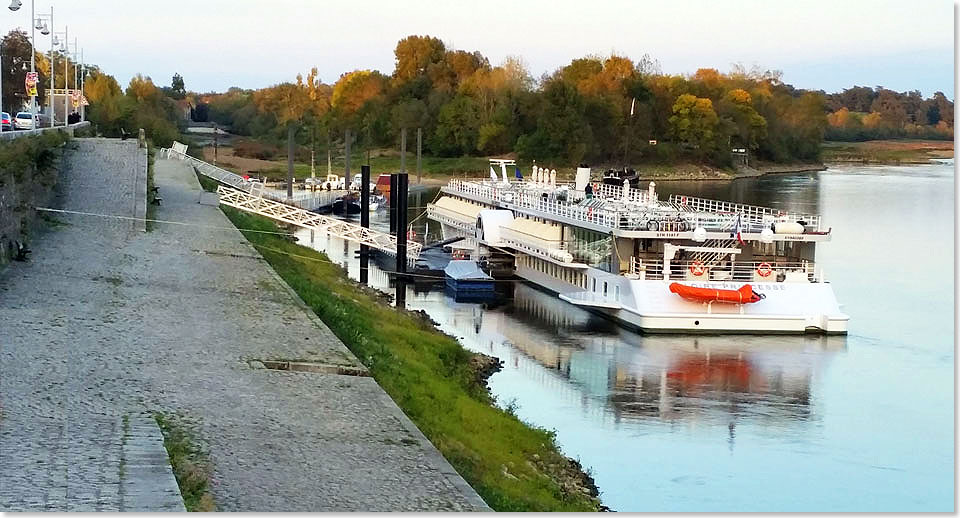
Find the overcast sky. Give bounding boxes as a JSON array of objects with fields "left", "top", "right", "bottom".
[{"left": 6, "top": 0, "right": 955, "bottom": 98}]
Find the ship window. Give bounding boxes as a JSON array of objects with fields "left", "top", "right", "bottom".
[
  {"left": 592, "top": 278, "right": 597, "bottom": 292},
  {"left": 615, "top": 285, "right": 620, "bottom": 301},
  {"left": 603, "top": 282, "right": 608, "bottom": 296}
]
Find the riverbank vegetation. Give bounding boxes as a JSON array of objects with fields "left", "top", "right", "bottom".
[
  {"left": 219, "top": 206, "right": 603, "bottom": 511},
  {"left": 821, "top": 139, "right": 954, "bottom": 164},
  {"left": 825, "top": 86, "right": 953, "bottom": 142},
  {"left": 201, "top": 42, "right": 830, "bottom": 170},
  {"left": 0, "top": 131, "right": 70, "bottom": 263}
]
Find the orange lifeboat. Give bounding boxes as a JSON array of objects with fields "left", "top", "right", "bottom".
[{"left": 669, "top": 282, "right": 765, "bottom": 304}]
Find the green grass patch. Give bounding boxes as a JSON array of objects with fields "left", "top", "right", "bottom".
[
  {"left": 220, "top": 207, "right": 602, "bottom": 511},
  {"left": 821, "top": 139, "right": 954, "bottom": 163},
  {"left": 194, "top": 167, "right": 219, "bottom": 193},
  {"left": 154, "top": 412, "right": 216, "bottom": 512}
]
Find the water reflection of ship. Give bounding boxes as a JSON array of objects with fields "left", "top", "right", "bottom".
[{"left": 463, "top": 282, "right": 845, "bottom": 425}]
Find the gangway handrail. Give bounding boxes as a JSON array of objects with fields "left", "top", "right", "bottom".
[
  {"left": 215, "top": 185, "right": 421, "bottom": 260},
  {"left": 159, "top": 145, "right": 341, "bottom": 210}
]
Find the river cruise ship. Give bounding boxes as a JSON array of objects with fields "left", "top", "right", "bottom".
[{"left": 426, "top": 161, "right": 848, "bottom": 334}]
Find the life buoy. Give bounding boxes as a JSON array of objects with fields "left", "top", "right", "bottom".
[
  {"left": 680, "top": 195, "right": 687, "bottom": 205},
  {"left": 407, "top": 228, "right": 416, "bottom": 240},
  {"left": 757, "top": 262, "right": 773, "bottom": 277},
  {"left": 689, "top": 260, "right": 707, "bottom": 276}
]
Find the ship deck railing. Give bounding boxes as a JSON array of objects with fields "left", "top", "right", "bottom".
[
  {"left": 445, "top": 179, "right": 824, "bottom": 233},
  {"left": 667, "top": 194, "right": 821, "bottom": 230},
  {"left": 630, "top": 258, "right": 819, "bottom": 283}
]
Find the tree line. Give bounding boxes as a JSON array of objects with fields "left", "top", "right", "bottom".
[
  {"left": 823, "top": 86, "right": 953, "bottom": 141},
  {"left": 4, "top": 30, "right": 952, "bottom": 162},
  {"left": 199, "top": 35, "right": 840, "bottom": 167}
]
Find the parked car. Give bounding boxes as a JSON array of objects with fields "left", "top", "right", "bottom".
[
  {"left": 1, "top": 112, "right": 11, "bottom": 131},
  {"left": 14, "top": 111, "right": 37, "bottom": 130}
]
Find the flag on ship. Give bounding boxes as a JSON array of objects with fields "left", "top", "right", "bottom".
[
  {"left": 730, "top": 213, "right": 745, "bottom": 245},
  {"left": 515, "top": 166, "right": 523, "bottom": 179},
  {"left": 489, "top": 166, "right": 498, "bottom": 182}
]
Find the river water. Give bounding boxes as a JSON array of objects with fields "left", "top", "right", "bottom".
[{"left": 294, "top": 161, "right": 954, "bottom": 512}]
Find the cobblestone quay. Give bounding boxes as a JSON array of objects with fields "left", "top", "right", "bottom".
[{"left": 0, "top": 139, "right": 488, "bottom": 511}]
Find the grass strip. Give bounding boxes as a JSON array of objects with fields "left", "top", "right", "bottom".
[
  {"left": 154, "top": 412, "right": 216, "bottom": 512},
  {"left": 220, "top": 206, "right": 602, "bottom": 511}
]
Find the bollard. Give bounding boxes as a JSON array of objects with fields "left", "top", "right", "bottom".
[{"left": 360, "top": 164, "right": 370, "bottom": 285}]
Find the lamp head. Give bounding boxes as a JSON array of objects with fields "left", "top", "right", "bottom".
[
  {"left": 8, "top": 0, "right": 21, "bottom": 12},
  {"left": 40, "top": 23, "right": 49, "bottom": 36}
]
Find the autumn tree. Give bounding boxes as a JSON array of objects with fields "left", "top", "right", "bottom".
[
  {"left": 331, "top": 70, "right": 387, "bottom": 117},
  {"left": 254, "top": 70, "right": 326, "bottom": 198},
  {"left": 718, "top": 88, "right": 767, "bottom": 150},
  {"left": 668, "top": 94, "right": 720, "bottom": 157},
  {"left": 393, "top": 35, "right": 446, "bottom": 82}
]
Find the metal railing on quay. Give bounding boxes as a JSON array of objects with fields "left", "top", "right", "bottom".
[{"left": 0, "top": 121, "right": 90, "bottom": 141}]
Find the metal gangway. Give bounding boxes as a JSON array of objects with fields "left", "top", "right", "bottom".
[
  {"left": 216, "top": 185, "right": 421, "bottom": 260},
  {"left": 159, "top": 143, "right": 340, "bottom": 211}
]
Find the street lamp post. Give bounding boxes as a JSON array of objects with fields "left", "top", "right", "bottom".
[
  {"left": 2, "top": 0, "right": 25, "bottom": 132},
  {"left": 34, "top": 6, "right": 51, "bottom": 125},
  {"left": 50, "top": 25, "right": 66, "bottom": 126}
]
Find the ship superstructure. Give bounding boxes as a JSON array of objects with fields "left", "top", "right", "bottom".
[{"left": 427, "top": 162, "right": 848, "bottom": 334}]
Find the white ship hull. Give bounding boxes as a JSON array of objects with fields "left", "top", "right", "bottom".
[
  {"left": 427, "top": 171, "right": 850, "bottom": 335},
  {"left": 518, "top": 264, "right": 848, "bottom": 335}
]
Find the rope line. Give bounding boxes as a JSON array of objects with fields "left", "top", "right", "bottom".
[
  {"left": 34, "top": 207, "right": 297, "bottom": 236},
  {"left": 31, "top": 206, "right": 523, "bottom": 283}
]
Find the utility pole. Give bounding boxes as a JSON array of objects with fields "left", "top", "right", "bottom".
[
  {"left": 310, "top": 124, "right": 316, "bottom": 189},
  {"left": 29, "top": 0, "right": 35, "bottom": 120},
  {"left": 79, "top": 47, "right": 84, "bottom": 121},
  {"left": 326, "top": 129, "right": 331, "bottom": 176},
  {"left": 48, "top": 7, "right": 53, "bottom": 126},
  {"left": 62, "top": 26, "right": 67, "bottom": 128},
  {"left": 400, "top": 127, "right": 406, "bottom": 173},
  {"left": 416, "top": 127, "right": 422, "bottom": 184},
  {"left": 344, "top": 128, "right": 351, "bottom": 182},
  {"left": 286, "top": 123, "right": 294, "bottom": 200}
]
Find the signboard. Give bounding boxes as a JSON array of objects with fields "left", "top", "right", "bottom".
[
  {"left": 80, "top": 94, "right": 89, "bottom": 107},
  {"left": 25, "top": 71, "right": 38, "bottom": 97},
  {"left": 71, "top": 89, "right": 81, "bottom": 108}
]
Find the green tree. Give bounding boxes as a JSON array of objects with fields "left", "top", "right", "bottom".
[
  {"left": 516, "top": 78, "right": 592, "bottom": 163},
  {"left": 170, "top": 73, "right": 186, "bottom": 100},
  {"left": 431, "top": 94, "right": 480, "bottom": 156}
]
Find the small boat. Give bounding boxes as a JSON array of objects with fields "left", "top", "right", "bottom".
[
  {"left": 444, "top": 260, "right": 495, "bottom": 295},
  {"left": 369, "top": 193, "right": 386, "bottom": 212},
  {"left": 376, "top": 174, "right": 391, "bottom": 199},
  {"left": 602, "top": 166, "right": 640, "bottom": 186},
  {"left": 668, "top": 282, "right": 765, "bottom": 304},
  {"left": 331, "top": 194, "right": 362, "bottom": 215}
]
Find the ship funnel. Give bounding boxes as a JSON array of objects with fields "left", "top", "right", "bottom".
[{"left": 575, "top": 166, "right": 591, "bottom": 191}]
